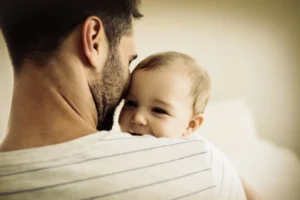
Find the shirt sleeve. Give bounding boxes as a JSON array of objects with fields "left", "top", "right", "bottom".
[{"left": 207, "top": 140, "right": 247, "bottom": 200}]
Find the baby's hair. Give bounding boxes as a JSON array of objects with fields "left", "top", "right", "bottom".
[{"left": 133, "top": 51, "right": 211, "bottom": 115}]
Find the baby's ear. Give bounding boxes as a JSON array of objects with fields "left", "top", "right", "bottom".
[{"left": 183, "top": 115, "right": 204, "bottom": 136}]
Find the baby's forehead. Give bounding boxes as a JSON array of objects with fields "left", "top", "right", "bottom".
[
  {"left": 131, "top": 68, "right": 193, "bottom": 98},
  {"left": 132, "top": 64, "right": 193, "bottom": 84},
  {"left": 130, "top": 69, "right": 193, "bottom": 100},
  {"left": 132, "top": 66, "right": 190, "bottom": 81}
]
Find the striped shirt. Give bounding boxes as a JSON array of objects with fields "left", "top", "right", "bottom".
[{"left": 0, "top": 131, "right": 246, "bottom": 200}]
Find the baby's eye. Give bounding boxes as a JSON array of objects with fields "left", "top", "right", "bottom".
[
  {"left": 124, "top": 100, "right": 137, "bottom": 108},
  {"left": 152, "top": 107, "right": 168, "bottom": 115}
]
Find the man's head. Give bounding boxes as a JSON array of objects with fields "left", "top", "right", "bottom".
[
  {"left": 0, "top": 0, "right": 142, "bottom": 131},
  {"left": 119, "top": 52, "right": 211, "bottom": 138}
]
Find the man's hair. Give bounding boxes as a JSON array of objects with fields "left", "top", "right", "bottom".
[
  {"left": 0, "top": 0, "right": 143, "bottom": 70},
  {"left": 134, "top": 52, "right": 211, "bottom": 115}
]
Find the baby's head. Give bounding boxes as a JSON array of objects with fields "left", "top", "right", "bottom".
[{"left": 119, "top": 52, "right": 211, "bottom": 138}]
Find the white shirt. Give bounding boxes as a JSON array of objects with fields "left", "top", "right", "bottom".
[{"left": 0, "top": 131, "right": 246, "bottom": 200}]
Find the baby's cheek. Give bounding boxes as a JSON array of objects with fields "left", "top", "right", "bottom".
[
  {"left": 169, "top": 120, "right": 188, "bottom": 138},
  {"left": 155, "top": 121, "right": 182, "bottom": 138}
]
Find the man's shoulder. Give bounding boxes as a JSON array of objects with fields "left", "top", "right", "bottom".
[
  {"left": 0, "top": 131, "right": 211, "bottom": 167},
  {"left": 89, "top": 131, "right": 212, "bottom": 160},
  {"left": 0, "top": 132, "right": 246, "bottom": 200},
  {"left": 0, "top": 132, "right": 217, "bottom": 200}
]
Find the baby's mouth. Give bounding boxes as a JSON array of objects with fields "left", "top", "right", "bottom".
[
  {"left": 129, "top": 130, "right": 143, "bottom": 136},
  {"left": 130, "top": 133, "right": 142, "bottom": 136}
]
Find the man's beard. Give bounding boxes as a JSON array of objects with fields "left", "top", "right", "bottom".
[{"left": 90, "top": 46, "right": 130, "bottom": 131}]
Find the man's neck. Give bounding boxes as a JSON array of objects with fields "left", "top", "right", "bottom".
[{"left": 0, "top": 62, "right": 98, "bottom": 152}]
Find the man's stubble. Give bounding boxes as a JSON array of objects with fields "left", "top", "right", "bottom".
[{"left": 90, "top": 46, "right": 130, "bottom": 131}]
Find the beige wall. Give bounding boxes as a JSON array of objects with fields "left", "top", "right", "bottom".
[{"left": 0, "top": 0, "right": 300, "bottom": 155}]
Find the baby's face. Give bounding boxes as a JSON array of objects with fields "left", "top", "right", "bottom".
[{"left": 119, "top": 69, "right": 193, "bottom": 138}]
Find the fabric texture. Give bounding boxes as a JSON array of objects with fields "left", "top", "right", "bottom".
[{"left": 0, "top": 131, "right": 246, "bottom": 200}]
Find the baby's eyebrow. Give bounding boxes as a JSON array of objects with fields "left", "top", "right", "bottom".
[{"left": 153, "top": 98, "right": 174, "bottom": 110}]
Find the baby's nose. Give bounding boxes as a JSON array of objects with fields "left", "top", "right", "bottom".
[{"left": 131, "top": 111, "right": 147, "bottom": 126}]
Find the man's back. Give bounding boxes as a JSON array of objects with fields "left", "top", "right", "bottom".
[{"left": 0, "top": 132, "right": 245, "bottom": 200}]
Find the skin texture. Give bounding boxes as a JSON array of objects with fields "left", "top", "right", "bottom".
[
  {"left": 0, "top": 16, "right": 137, "bottom": 151},
  {"left": 119, "top": 68, "right": 203, "bottom": 138}
]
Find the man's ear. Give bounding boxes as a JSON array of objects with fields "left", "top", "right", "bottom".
[
  {"left": 183, "top": 115, "right": 204, "bottom": 137},
  {"left": 82, "top": 16, "right": 106, "bottom": 69}
]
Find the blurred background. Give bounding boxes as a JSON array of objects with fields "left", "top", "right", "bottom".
[{"left": 1, "top": 0, "right": 300, "bottom": 199}]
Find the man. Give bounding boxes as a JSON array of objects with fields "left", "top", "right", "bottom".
[{"left": 0, "top": 0, "right": 258, "bottom": 199}]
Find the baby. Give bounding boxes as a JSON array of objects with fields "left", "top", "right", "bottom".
[
  {"left": 117, "top": 52, "right": 252, "bottom": 200},
  {"left": 119, "top": 51, "right": 211, "bottom": 138}
]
